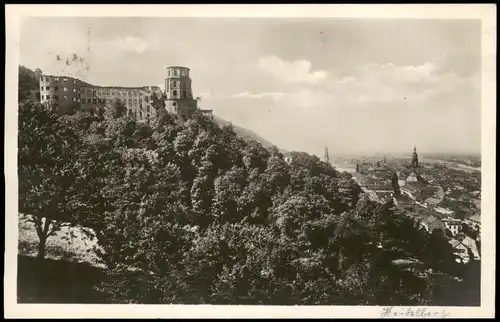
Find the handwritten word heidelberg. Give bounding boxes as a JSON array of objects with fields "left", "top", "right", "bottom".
[{"left": 381, "top": 307, "right": 451, "bottom": 318}]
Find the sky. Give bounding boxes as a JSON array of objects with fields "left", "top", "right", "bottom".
[{"left": 19, "top": 17, "right": 482, "bottom": 157}]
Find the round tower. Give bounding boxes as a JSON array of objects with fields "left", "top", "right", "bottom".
[{"left": 164, "top": 66, "right": 197, "bottom": 119}]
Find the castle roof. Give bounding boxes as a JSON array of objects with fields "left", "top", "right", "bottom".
[{"left": 166, "top": 66, "right": 190, "bottom": 70}]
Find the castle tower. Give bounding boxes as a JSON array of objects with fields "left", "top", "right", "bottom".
[
  {"left": 411, "top": 145, "right": 419, "bottom": 172},
  {"left": 164, "top": 66, "right": 198, "bottom": 120}
]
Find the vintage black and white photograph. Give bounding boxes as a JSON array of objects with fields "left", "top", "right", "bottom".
[{"left": 5, "top": 4, "right": 496, "bottom": 319}]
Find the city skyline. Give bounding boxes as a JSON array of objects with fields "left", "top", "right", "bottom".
[{"left": 19, "top": 17, "right": 481, "bottom": 156}]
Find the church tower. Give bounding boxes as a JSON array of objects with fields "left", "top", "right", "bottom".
[
  {"left": 324, "top": 146, "right": 330, "bottom": 164},
  {"left": 411, "top": 145, "right": 419, "bottom": 172},
  {"left": 164, "top": 66, "right": 198, "bottom": 120}
]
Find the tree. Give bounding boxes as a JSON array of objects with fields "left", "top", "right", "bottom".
[
  {"left": 18, "top": 65, "right": 42, "bottom": 102},
  {"left": 391, "top": 170, "right": 401, "bottom": 197},
  {"left": 18, "top": 101, "right": 101, "bottom": 259},
  {"left": 211, "top": 166, "right": 246, "bottom": 223},
  {"left": 337, "top": 172, "right": 362, "bottom": 211},
  {"left": 104, "top": 98, "right": 128, "bottom": 120},
  {"left": 81, "top": 109, "right": 461, "bottom": 305}
]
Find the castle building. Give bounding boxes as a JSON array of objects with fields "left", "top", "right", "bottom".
[
  {"left": 164, "top": 66, "right": 198, "bottom": 121},
  {"left": 39, "top": 65, "right": 213, "bottom": 122},
  {"left": 79, "top": 85, "right": 163, "bottom": 123},
  {"left": 39, "top": 75, "right": 87, "bottom": 114},
  {"left": 39, "top": 74, "right": 163, "bottom": 123}
]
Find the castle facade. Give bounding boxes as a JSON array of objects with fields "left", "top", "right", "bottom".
[{"left": 39, "top": 66, "right": 213, "bottom": 123}]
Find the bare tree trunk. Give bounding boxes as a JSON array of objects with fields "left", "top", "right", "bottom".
[
  {"left": 37, "top": 235, "right": 47, "bottom": 260},
  {"left": 35, "top": 217, "right": 52, "bottom": 260}
]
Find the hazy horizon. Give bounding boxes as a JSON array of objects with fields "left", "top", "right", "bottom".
[{"left": 19, "top": 17, "right": 481, "bottom": 157}]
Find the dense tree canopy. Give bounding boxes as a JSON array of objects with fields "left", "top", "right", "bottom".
[
  {"left": 17, "top": 65, "right": 466, "bottom": 305},
  {"left": 18, "top": 65, "right": 42, "bottom": 102}
]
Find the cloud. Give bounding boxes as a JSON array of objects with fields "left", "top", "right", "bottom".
[
  {"left": 257, "top": 55, "right": 328, "bottom": 86},
  {"left": 355, "top": 61, "right": 439, "bottom": 85},
  {"left": 215, "top": 59, "right": 480, "bottom": 155},
  {"left": 230, "top": 61, "right": 455, "bottom": 107},
  {"left": 197, "top": 91, "right": 213, "bottom": 100},
  {"left": 281, "top": 60, "right": 476, "bottom": 107},
  {"left": 250, "top": 57, "right": 460, "bottom": 107},
  {"left": 231, "top": 91, "right": 284, "bottom": 100},
  {"left": 110, "top": 36, "right": 150, "bottom": 54}
]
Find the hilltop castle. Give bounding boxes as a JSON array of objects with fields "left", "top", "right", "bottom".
[{"left": 38, "top": 66, "right": 213, "bottom": 122}]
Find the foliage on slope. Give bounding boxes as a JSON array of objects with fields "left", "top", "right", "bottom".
[{"left": 17, "top": 66, "right": 467, "bottom": 305}]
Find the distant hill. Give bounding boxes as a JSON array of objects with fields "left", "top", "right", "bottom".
[{"left": 213, "top": 115, "right": 288, "bottom": 153}]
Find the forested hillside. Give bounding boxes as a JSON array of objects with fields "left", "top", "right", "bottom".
[
  {"left": 17, "top": 65, "right": 471, "bottom": 305},
  {"left": 213, "top": 115, "right": 279, "bottom": 151}
]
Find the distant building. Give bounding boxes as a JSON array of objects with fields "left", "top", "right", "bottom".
[
  {"left": 404, "top": 211, "right": 428, "bottom": 223},
  {"left": 461, "top": 235, "right": 480, "bottom": 260},
  {"left": 419, "top": 186, "right": 445, "bottom": 203},
  {"left": 442, "top": 218, "right": 462, "bottom": 236},
  {"left": 470, "top": 191, "right": 481, "bottom": 198},
  {"left": 420, "top": 215, "right": 446, "bottom": 233},
  {"left": 465, "top": 214, "right": 481, "bottom": 231},
  {"left": 449, "top": 239, "right": 470, "bottom": 264},
  {"left": 474, "top": 199, "right": 481, "bottom": 210},
  {"left": 425, "top": 197, "right": 442, "bottom": 207},
  {"left": 402, "top": 184, "right": 421, "bottom": 200},
  {"left": 406, "top": 172, "right": 419, "bottom": 183},
  {"left": 394, "top": 193, "right": 413, "bottom": 207},
  {"left": 434, "top": 207, "right": 455, "bottom": 217},
  {"left": 411, "top": 145, "right": 420, "bottom": 173}
]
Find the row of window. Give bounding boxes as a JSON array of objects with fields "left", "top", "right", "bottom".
[
  {"left": 88, "top": 107, "right": 152, "bottom": 120},
  {"left": 81, "top": 88, "right": 144, "bottom": 97},
  {"left": 166, "top": 82, "right": 191, "bottom": 91},
  {"left": 167, "top": 69, "right": 188, "bottom": 77},
  {"left": 81, "top": 98, "right": 143, "bottom": 104},
  {"left": 42, "top": 95, "right": 80, "bottom": 102},
  {"left": 40, "top": 83, "right": 154, "bottom": 100},
  {"left": 167, "top": 90, "right": 191, "bottom": 97},
  {"left": 41, "top": 86, "right": 79, "bottom": 92},
  {"left": 41, "top": 95, "right": 150, "bottom": 106},
  {"left": 41, "top": 77, "right": 77, "bottom": 84},
  {"left": 167, "top": 81, "right": 181, "bottom": 89}
]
